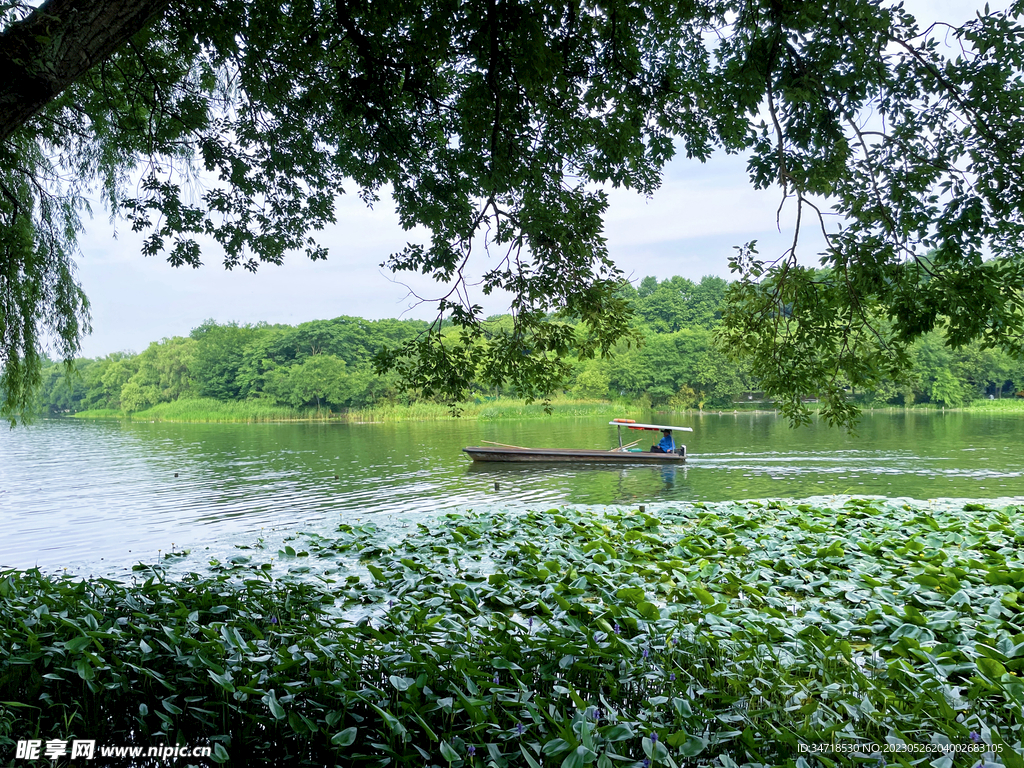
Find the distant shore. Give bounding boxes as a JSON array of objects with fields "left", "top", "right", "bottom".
[
  {"left": 69, "top": 397, "right": 647, "bottom": 424},
  {"left": 66, "top": 395, "right": 1024, "bottom": 424}
]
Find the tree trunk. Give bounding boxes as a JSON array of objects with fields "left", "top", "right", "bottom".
[{"left": 0, "top": 0, "right": 171, "bottom": 143}]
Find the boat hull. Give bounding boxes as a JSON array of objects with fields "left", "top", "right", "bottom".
[{"left": 462, "top": 446, "right": 685, "bottom": 463}]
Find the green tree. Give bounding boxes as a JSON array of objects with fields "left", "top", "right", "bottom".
[
  {"left": 637, "top": 277, "right": 660, "bottom": 300},
  {"left": 668, "top": 385, "right": 698, "bottom": 410},
  {"left": 1010, "top": 358, "right": 1024, "bottom": 396},
  {"left": 634, "top": 275, "right": 731, "bottom": 334},
  {"left": 124, "top": 336, "right": 197, "bottom": 404},
  {"left": 690, "top": 276, "right": 729, "bottom": 330},
  {"left": 930, "top": 369, "right": 966, "bottom": 408},
  {"left": 34, "top": 358, "right": 88, "bottom": 414},
  {"left": 637, "top": 328, "right": 714, "bottom": 404},
  {"left": 264, "top": 354, "right": 352, "bottom": 412},
  {"left": 5, "top": 0, "right": 1024, "bottom": 427},
  {"left": 233, "top": 326, "right": 290, "bottom": 400},
  {"left": 191, "top": 321, "right": 259, "bottom": 400},
  {"left": 691, "top": 344, "right": 749, "bottom": 407},
  {"left": 634, "top": 277, "right": 696, "bottom": 334},
  {"left": 570, "top": 361, "right": 611, "bottom": 400},
  {"left": 952, "top": 343, "right": 1014, "bottom": 400},
  {"left": 605, "top": 341, "right": 653, "bottom": 399},
  {"left": 98, "top": 357, "right": 139, "bottom": 408},
  {"left": 118, "top": 379, "right": 154, "bottom": 413}
]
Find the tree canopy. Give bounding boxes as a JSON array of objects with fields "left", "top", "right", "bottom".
[
  {"left": 32, "top": 281, "right": 1024, "bottom": 417},
  {"left": 3, "top": 0, "right": 1024, "bottom": 426}
]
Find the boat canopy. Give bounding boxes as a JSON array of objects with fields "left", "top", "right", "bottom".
[{"left": 609, "top": 419, "right": 693, "bottom": 432}]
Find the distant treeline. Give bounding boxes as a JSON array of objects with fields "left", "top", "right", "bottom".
[{"left": 32, "top": 275, "right": 1024, "bottom": 416}]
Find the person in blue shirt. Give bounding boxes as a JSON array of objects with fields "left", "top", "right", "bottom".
[{"left": 651, "top": 429, "right": 674, "bottom": 453}]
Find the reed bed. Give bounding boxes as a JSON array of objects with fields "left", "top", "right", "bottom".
[
  {"left": 350, "top": 399, "right": 644, "bottom": 423},
  {"left": 73, "top": 398, "right": 305, "bottom": 423}
]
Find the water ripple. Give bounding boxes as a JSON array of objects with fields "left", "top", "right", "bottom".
[{"left": 3, "top": 414, "right": 1024, "bottom": 573}]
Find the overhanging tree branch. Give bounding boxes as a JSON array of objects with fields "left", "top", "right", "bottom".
[
  {"left": 3, "top": 0, "right": 1024, "bottom": 427},
  {"left": 0, "top": 0, "right": 171, "bottom": 143}
]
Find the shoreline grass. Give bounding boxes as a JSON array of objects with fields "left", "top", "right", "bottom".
[
  {"left": 348, "top": 397, "right": 647, "bottom": 422},
  {"left": 65, "top": 395, "right": 1024, "bottom": 424},
  {"left": 944, "top": 397, "right": 1024, "bottom": 411},
  {"left": 69, "top": 397, "right": 649, "bottom": 424},
  {"left": 72, "top": 398, "right": 305, "bottom": 423},
  {"left": 859, "top": 398, "right": 1024, "bottom": 414}
]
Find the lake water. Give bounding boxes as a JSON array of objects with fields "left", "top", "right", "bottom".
[{"left": 1, "top": 411, "right": 1022, "bottom": 573}]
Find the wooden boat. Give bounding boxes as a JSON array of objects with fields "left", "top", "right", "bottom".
[{"left": 463, "top": 420, "right": 693, "bottom": 463}]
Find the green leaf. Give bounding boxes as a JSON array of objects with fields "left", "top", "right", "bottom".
[
  {"left": 208, "top": 670, "right": 234, "bottom": 692},
  {"left": 414, "top": 713, "right": 438, "bottom": 742},
  {"left": 977, "top": 657, "right": 1007, "bottom": 679},
  {"left": 561, "top": 746, "right": 591, "bottom": 768},
  {"left": 601, "top": 724, "right": 634, "bottom": 742},
  {"left": 520, "top": 745, "right": 543, "bottom": 768},
  {"left": 263, "top": 690, "right": 285, "bottom": 720},
  {"left": 161, "top": 697, "right": 182, "bottom": 716},
  {"left": 65, "top": 635, "right": 93, "bottom": 653},
  {"left": 615, "top": 587, "right": 645, "bottom": 604},
  {"left": 636, "top": 601, "right": 661, "bottom": 620},
  {"left": 331, "top": 727, "right": 357, "bottom": 747},
  {"left": 440, "top": 741, "right": 459, "bottom": 761},
  {"left": 679, "top": 736, "right": 705, "bottom": 757},
  {"left": 370, "top": 704, "right": 407, "bottom": 736},
  {"left": 691, "top": 586, "right": 715, "bottom": 605},
  {"left": 389, "top": 675, "right": 413, "bottom": 691},
  {"left": 543, "top": 738, "right": 572, "bottom": 756},
  {"left": 666, "top": 731, "right": 688, "bottom": 748}
]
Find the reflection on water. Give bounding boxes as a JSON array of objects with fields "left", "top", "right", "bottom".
[
  {"left": 1, "top": 411, "right": 1022, "bottom": 572},
  {"left": 464, "top": 461, "right": 692, "bottom": 506}
]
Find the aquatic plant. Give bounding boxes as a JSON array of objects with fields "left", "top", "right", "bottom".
[{"left": 1, "top": 500, "right": 1021, "bottom": 765}]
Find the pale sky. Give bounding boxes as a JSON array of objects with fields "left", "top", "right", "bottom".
[{"left": 70, "top": 0, "right": 993, "bottom": 359}]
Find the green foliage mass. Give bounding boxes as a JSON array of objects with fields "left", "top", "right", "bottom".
[
  {"left": 5, "top": 0, "right": 1024, "bottom": 427},
  {"left": 20, "top": 275, "right": 758, "bottom": 416},
  {"left": 30, "top": 316, "right": 426, "bottom": 416},
  {"left": 27, "top": 274, "right": 1024, "bottom": 419},
  {"left": 2, "top": 501, "right": 1022, "bottom": 764}
]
